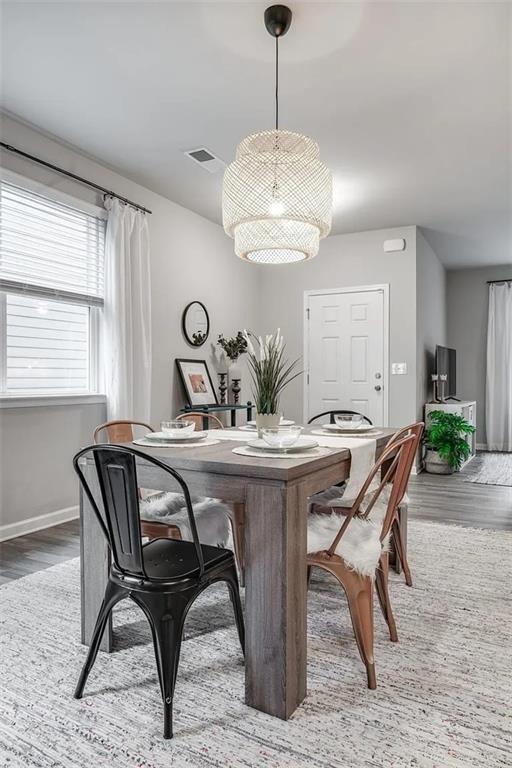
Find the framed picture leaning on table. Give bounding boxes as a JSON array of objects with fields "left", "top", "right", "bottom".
[{"left": 176, "top": 358, "right": 219, "bottom": 407}]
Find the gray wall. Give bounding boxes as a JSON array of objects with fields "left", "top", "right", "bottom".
[
  {"left": 416, "top": 229, "right": 447, "bottom": 417},
  {"left": 0, "top": 402, "right": 106, "bottom": 528},
  {"left": 447, "top": 264, "right": 511, "bottom": 445},
  {"left": 257, "top": 226, "right": 418, "bottom": 428},
  {"left": 0, "top": 114, "right": 259, "bottom": 532}
]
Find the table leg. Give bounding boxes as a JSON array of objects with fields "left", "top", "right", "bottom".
[
  {"left": 244, "top": 481, "right": 307, "bottom": 719},
  {"left": 246, "top": 402, "right": 253, "bottom": 422},
  {"left": 231, "top": 409, "right": 236, "bottom": 427},
  {"left": 80, "top": 470, "right": 111, "bottom": 652}
]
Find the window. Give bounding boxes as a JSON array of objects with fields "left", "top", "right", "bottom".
[{"left": 0, "top": 177, "right": 105, "bottom": 397}]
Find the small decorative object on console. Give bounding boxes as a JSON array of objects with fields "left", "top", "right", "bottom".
[
  {"left": 218, "top": 372, "right": 228, "bottom": 404},
  {"left": 231, "top": 378, "right": 241, "bottom": 404}
]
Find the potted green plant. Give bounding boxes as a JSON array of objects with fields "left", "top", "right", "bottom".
[
  {"left": 424, "top": 410, "right": 476, "bottom": 474},
  {"left": 243, "top": 329, "right": 301, "bottom": 435}
]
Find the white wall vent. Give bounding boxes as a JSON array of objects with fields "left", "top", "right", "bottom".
[{"left": 184, "top": 147, "right": 225, "bottom": 174}]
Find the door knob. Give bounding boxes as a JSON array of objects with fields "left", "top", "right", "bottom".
[{"left": 374, "top": 385, "right": 382, "bottom": 392}]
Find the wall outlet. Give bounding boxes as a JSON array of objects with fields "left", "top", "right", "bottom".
[{"left": 391, "top": 362, "right": 407, "bottom": 375}]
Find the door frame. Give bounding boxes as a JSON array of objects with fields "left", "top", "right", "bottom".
[{"left": 303, "top": 284, "right": 390, "bottom": 427}]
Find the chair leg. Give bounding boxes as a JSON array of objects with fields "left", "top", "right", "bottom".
[
  {"left": 224, "top": 565, "right": 245, "bottom": 655},
  {"left": 375, "top": 552, "right": 398, "bottom": 642},
  {"left": 342, "top": 571, "right": 376, "bottom": 689},
  {"left": 74, "top": 580, "right": 127, "bottom": 699},
  {"left": 392, "top": 518, "right": 412, "bottom": 587},
  {"left": 307, "top": 565, "right": 312, "bottom": 589},
  {"left": 229, "top": 503, "right": 246, "bottom": 587},
  {"left": 132, "top": 590, "right": 192, "bottom": 739}
]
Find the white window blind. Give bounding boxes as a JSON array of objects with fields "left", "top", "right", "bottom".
[
  {"left": 5, "top": 294, "right": 90, "bottom": 392},
  {"left": 0, "top": 180, "right": 105, "bottom": 305},
  {"left": 0, "top": 179, "right": 105, "bottom": 396}
]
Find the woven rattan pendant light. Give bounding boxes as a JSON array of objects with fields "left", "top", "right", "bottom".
[{"left": 222, "top": 5, "right": 332, "bottom": 264}]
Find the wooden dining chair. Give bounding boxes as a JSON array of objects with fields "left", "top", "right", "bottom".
[
  {"left": 310, "top": 421, "right": 423, "bottom": 588},
  {"left": 308, "top": 409, "right": 373, "bottom": 426},
  {"left": 382, "top": 422, "right": 424, "bottom": 589},
  {"left": 307, "top": 434, "right": 416, "bottom": 689},
  {"left": 93, "top": 420, "right": 183, "bottom": 541},
  {"left": 175, "top": 412, "right": 246, "bottom": 584}
]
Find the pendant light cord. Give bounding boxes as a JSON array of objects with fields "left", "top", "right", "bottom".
[{"left": 275, "top": 35, "right": 279, "bottom": 131}]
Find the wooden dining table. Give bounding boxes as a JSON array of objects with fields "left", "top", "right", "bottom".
[{"left": 79, "top": 426, "right": 395, "bottom": 721}]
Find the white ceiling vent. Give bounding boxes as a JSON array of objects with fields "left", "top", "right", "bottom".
[{"left": 185, "top": 147, "right": 225, "bottom": 174}]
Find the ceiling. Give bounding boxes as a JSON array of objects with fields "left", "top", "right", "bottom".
[{"left": 1, "top": 1, "right": 511, "bottom": 268}]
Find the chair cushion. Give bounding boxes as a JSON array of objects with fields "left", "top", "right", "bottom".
[
  {"left": 141, "top": 537, "right": 232, "bottom": 581},
  {"left": 308, "top": 512, "right": 389, "bottom": 577},
  {"left": 140, "top": 492, "right": 230, "bottom": 548}
]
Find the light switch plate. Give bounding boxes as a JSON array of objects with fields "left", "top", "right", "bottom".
[{"left": 392, "top": 362, "right": 407, "bottom": 375}]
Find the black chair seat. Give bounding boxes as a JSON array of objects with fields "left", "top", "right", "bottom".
[{"left": 140, "top": 537, "right": 233, "bottom": 581}]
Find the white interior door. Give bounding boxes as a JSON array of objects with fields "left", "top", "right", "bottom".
[{"left": 305, "top": 287, "right": 387, "bottom": 425}]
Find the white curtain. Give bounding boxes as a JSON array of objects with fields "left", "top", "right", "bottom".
[
  {"left": 486, "top": 281, "right": 512, "bottom": 451},
  {"left": 103, "top": 197, "right": 152, "bottom": 421}
]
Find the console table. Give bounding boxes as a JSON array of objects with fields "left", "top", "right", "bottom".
[{"left": 180, "top": 402, "right": 253, "bottom": 429}]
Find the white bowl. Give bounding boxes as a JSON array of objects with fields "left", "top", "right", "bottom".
[
  {"left": 261, "top": 425, "right": 303, "bottom": 449},
  {"left": 333, "top": 414, "right": 364, "bottom": 430},
  {"left": 160, "top": 420, "right": 195, "bottom": 438}
]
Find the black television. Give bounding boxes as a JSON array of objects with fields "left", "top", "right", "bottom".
[{"left": 435, "top": 345, "right": 456, "bottom": 397}]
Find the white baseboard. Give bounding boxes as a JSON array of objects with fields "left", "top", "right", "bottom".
[
  {"left": 476, "top": 443, "right": 488, "bottom": 451},
  {"left": 0, "top": 505, "right": 79, "bottom": 542}
]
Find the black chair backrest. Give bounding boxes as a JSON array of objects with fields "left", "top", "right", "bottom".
[
  {"left": 308, "top": 409, "right": 373, "bottom": 426},
  {"left": 73, "top": 444, "right": 205, "bottom": 579}
]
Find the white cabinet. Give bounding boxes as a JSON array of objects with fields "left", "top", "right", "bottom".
[{"left": 424, "top": 401, "right": 477, "bottom": 466}]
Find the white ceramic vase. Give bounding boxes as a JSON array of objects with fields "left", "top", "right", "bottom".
[{"left": 255, "top": 412, "right": 280, "bottom": 438}]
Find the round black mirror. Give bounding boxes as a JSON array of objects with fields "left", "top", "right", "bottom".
[{"left": 182, "top": 301, "right": 209, "bottom": 347}]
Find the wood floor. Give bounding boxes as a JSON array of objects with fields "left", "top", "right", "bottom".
[
  {"left": 1, "top": 455, "right": 510, "bottom": 585},
  {"left": 408, "top": 452, "right": 512, "bottom": 531}
]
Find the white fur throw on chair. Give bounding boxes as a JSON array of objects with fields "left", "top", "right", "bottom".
[
  {"left": 307, "top": 512, "right": 390, "bottom": 578},
  {"left": 140, "top": 492, "right": 231, "bottom": 548}
]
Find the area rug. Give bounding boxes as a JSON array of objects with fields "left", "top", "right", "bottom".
[
  {"left": 463, "top": 451, "right": 512, "bottom": 486},
  {"left": 0, "top": 521, "right": 511, "bottom": 768}
]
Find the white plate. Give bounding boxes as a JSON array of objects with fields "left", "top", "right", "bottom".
[
  {"left": 233, "top": 445, "right": 330, "bottom": 460},
  {"left": 133, "top": 437, "right": 220, "bottom": 448},
  {"left": 248, "top": 436, "right": 319, "bottom": 453},
  {"left": 246, "top": 419, "right": 295, "bottom": 427},
  {"left": 322, "top": 423, "right": 375, "bottom": 434},
  {"left": 144, "top": 431, "right": 207, "bottom": 443}
]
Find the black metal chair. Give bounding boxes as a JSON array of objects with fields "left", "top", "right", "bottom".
[
  {"left": 72, "top": 444, "right": 245, "bottom": 740},
  {"left": 308, "top": 409, "right": 373, "bottom": 425}
]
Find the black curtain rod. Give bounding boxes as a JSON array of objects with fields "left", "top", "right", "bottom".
[
  {"left": 487, "top": 278, "right": 511, "bottom": 284},
  {"left": 0, "top": 142, "right": 152, "bottom": 215}
]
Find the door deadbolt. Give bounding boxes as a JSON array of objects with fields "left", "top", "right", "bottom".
[
  {"left": 374, "top": 385, "right": 382, "bottom": 392},
  {"left": 375, "top": 373, "right": 382, "bottom": 379}
]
